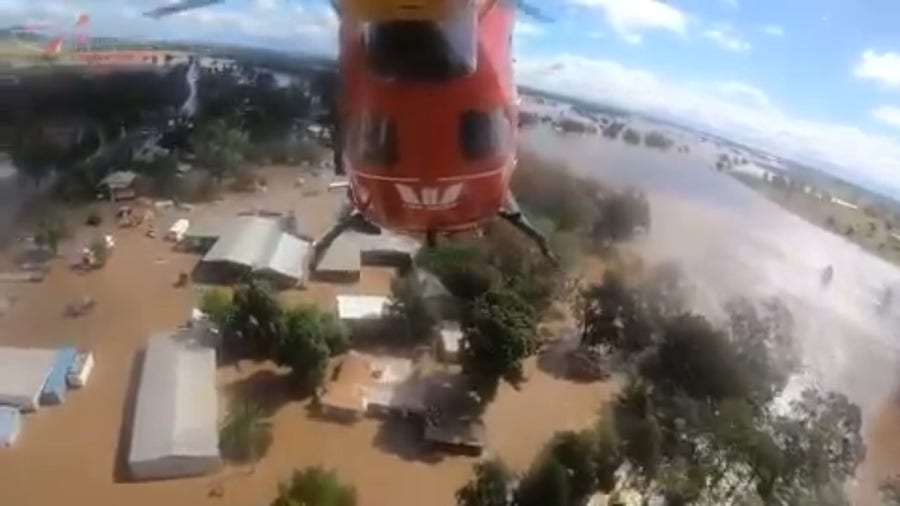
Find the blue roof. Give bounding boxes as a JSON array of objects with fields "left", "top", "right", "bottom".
[{"left": 40, "top": 347, "right": 78, "bottom": 402}]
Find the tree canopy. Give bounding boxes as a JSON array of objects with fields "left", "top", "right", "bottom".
[
  {"left": 459, "top": 287, "right": 538, "bottom": 401},
  {"left": 271, "top": 466, "right": 357, "bottom": 506},
  {"left": 455, "top": 460, "right": 514, "bottom": 506}
]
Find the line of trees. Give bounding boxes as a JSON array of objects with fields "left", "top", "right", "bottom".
[{"left": 456, "top": 263, "right": 866, "bottom": 505}]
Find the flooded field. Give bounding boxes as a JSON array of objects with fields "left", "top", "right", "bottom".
[
  {"left": 0, "top": 164, "right": 614, "bottom": 506},
  {"left": 524, "top": 125, "right": 900, "bottom": 505}
]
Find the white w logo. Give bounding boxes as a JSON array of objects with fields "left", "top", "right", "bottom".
[{"left": 395, "top": 183, "right": 464, "bottom": 210}]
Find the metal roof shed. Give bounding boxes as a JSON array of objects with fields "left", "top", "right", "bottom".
[
  {"left": 128, "top": 334, "right": 221, "bottom": 481},
  {"left": 0, "top": 347, "right": 57, "bottom": 411},
  {"left": 0, "top": 406, "right": 21, "bottom": 447}
]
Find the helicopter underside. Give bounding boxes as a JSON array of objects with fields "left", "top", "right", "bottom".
[{"left": 308, "top": 189, "right": 558, "bottom": 272}]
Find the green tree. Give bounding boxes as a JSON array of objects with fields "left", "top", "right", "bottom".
[
  {"left": 544, "top": 431, "right": 600, "bottom": 504},
  {"left": 455, "top": 460, "right": 514, "bottom": 506},
  {"left": 514, "top": 455, "right": 571, "bottom": 506},
  {"left": 276, "top": 306, "right": 337, "bottom": 393},
  {"left": 271, "top": 466, "right": 357, "bottom": 506},
  {"left": 192, "top": 119, "right": 249, "bottom": 181},
  {"left": 200, "top": 288, "right": 234, "bottom": 330},
  {"left": 593, "top": 189, "right": 651, "bottom": 244},
  {"left": 387, "top": 272, "right": 439, "bottom": 343},
  {"left": 622, "top": 129, "right": 642, "bottom": 145},
  {"left": 460, "top": 287, "right": 537, "bottom": 402},
  {"left": 224, "top": 277, "right": 284, "bottom": 359},
  {"left": 219, "top": 399, "right": 272, "bottom": 472},
  {"left": 575, "top": 271, "right": 654, "bottom": 356},
  {"left": 416, "top": 243, "right": 498, "bottom": 301},
  {"left": 641, "top": 313, "right": 752, "bottom": 402},
  {"left": 34, "top": 212, "right": 68, "bottom": 255}
]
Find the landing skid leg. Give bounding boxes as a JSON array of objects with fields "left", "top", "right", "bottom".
[{"left": 498, "top": 195, "right": 559, "bottom": 266}]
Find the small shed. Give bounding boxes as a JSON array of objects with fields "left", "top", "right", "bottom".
[
  {"left": 0, "top": 406, "right": 21, "bottom": 447},
  {"left": 67, "top": 351, "right": 94, "bottom": 388},
  {"left": 98, "top": 171, "right": 138, "bottom": 202},
  {"left": 0, "top": 347, "right": 57, "bottom": 411},
  {"left": 40, "top": 346, "right": 78, "bottom": 405},
  {"left": 166, "top": 218, "right": 190, "bottom": 242}
]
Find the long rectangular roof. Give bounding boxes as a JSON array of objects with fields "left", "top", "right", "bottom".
[
  {"left": 128, "top": 334, "right": 219, "bottom": 467},
  {"left": 0, "top": 347, "right": 57, "bottom": 409}
]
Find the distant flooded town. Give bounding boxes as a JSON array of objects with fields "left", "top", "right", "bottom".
[{"left": 2, "top": 33, "right": 900, "bottom": 506}]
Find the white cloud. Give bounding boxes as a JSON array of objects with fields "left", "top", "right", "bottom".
[
  {"left": 568, "top": 0, "right": 688, "bottom": 43},
  {"left": 516, "top": 53, "right": 900, "bottom": 195},
  {"left": 517, "top": 21, "right": 544, "bottom": 37},
  {"left": 873, "top": 106, "right": 900, "bottom": 129},
  {"left": 854, "top": 50, "right": 900, "bottom": 87},
  {"left": 703, "top": 25, "right": 751, "bottom": 52},
  {"left": 253, "top": 0, "right": 277, "bottom": 11},
  {"left": 761, "top": 24, "right": 784, "bottom": 37}
]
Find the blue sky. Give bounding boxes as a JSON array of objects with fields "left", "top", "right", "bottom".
[{"left": 5, "top": 0, "right": 900, "bottom": 195}]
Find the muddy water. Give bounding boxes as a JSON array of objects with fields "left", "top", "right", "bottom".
[
  {"left": 523, "top": 125, "right": 900, "bottom": 505},
  {"left": 0, "top": 165, "right": 614, "bottom": 506}
]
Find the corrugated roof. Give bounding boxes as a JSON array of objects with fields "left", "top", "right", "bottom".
[
  {"left": 128, "top": 334, "right": 219, "bottom": 469},
  {"left": 0, "top": 347, "right": 57, "bottom": 410},
  {"left": 262, "top": 233, "right": 311, "bottom": 281},
  {"left": 203, "top": 216, "right": 282, "bottom": 266},
  {"left": 336, "top": 295, "right": 389, "bottom": 320},
  {"left": 184, "top": 218, "right": 225, "bottom": 240}
]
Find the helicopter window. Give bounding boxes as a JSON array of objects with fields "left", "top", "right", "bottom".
[
  {"left": 353, "top": 113, "right": 398, "bottom": 166},
  {"left": 363, "top": 3, "right": 478, "bottom": 81},
  {"left": 459, "top": 108, "right": 509, "bottom": 160}
]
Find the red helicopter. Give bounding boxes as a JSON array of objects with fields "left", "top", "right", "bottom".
[{"left": 147, "top": 0, "right": 558, "bottom": 266}]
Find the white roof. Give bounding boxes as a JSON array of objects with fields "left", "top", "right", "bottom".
[
  {"left": 128, "top": 335, "right": 219, "bottom": 469},
  {"left": 336, "top": 295, "right": 390, "bottom": 320},
  {"left": 439, "top": 322, "right": 463, "bottom": 354},
  {"left": 0, "top": 347, "right": 57, "bottom": 410},
  {"left": 169, "top": 218, "right": 189, "bottom": 235}
]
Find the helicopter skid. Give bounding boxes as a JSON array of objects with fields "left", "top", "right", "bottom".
[{"left": 309, "top": 193, "right": 558, "bottom": 274}]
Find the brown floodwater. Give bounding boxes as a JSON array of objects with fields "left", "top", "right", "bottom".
[{"left": 0, "top": 165, "right": 615, "bottom": 506}]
